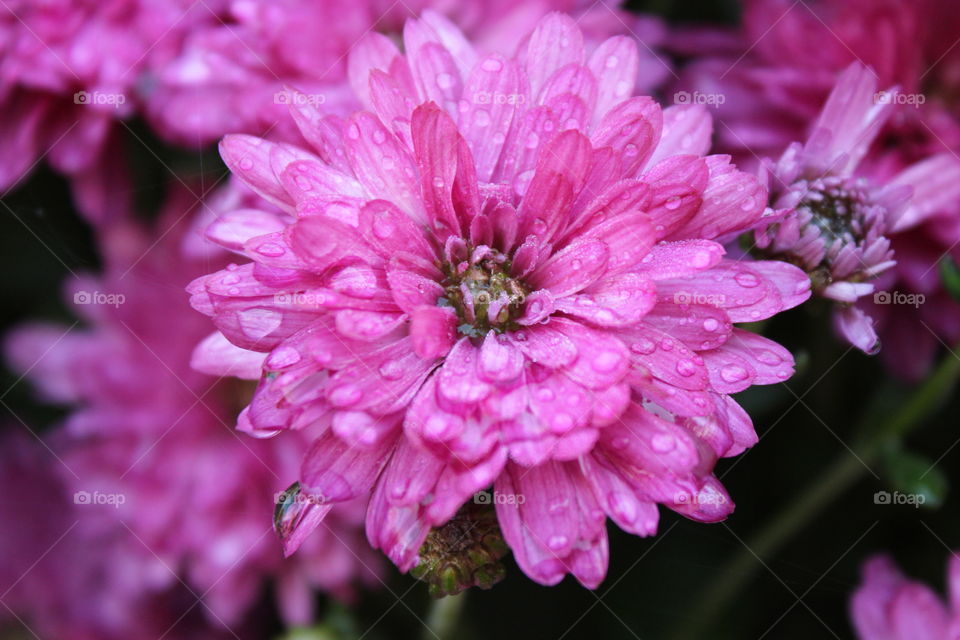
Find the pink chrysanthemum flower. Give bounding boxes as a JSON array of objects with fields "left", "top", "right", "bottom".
[
  {"left": 673, "top": 0, "right": 960, "bottom": 370},
  {"left": 754, "top": 63, "right": 960, "bottom": 354},
  {"left": 851, "top": 553, "right": 960, "bottom": 640},
  {"left": 145, "top": 1, "right": 668, "bottom": 146},
  {"left": 0, "top": 0, "right": 213, "bottom": 221},
  {"left": 4, "top": 191, "right": 377, "bottom": 632},
  {"left": 190, "top": 12, "right": 810, "bottom": 588}
]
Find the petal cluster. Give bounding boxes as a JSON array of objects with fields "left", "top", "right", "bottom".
[{"left": 190, "top": 12, "right": 810, "bottom": 587}]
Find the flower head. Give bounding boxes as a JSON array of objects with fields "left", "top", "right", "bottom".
[
  {"left": 754, "top": 63, "right": 960, "bottom": 354},
  {"left": 191, "top": 12, "right": 810, "bottom": 588},
  {"left": 851, "top": 553, "right": 960, "bottom": 640}
]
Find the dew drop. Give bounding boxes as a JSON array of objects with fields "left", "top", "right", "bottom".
[
  {"left": 651, "top": 433, "right": 676, "bottom": 453},
  {"left": 734, "top": 272, "right": 760, "bottom": 288},
  {"left": 719, "top": 364, "right": 749, "bottom": 384},
  {"left": 675, "top": 359, "right": 696, "bottom": 377},
  {"left": 631, "top": 339, "right": 656, "bottom": 355}
]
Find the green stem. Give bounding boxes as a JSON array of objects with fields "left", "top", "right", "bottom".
[
  {"left": 422, "top": 593, "right": 467, "bottom": 640},
  {"left": 674, "top": 346, "right": 960, "bottom": 640}
]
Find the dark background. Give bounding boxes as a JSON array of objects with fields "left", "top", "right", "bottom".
[{"left": 3, "top": 1, "right": 958, "bottom": 638}]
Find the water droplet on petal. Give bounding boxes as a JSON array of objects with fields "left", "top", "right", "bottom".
[
  {"left": 719, "top": 364, "right": 749, "bottom": 384},
  {"left": 675, "top": 359, "right": 697, "bottom": 377},
  {"left": 651, "top": 433, "right": 676, "bottom": 453}
]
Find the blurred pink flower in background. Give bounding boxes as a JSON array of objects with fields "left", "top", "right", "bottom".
[
  {"left": 188, "top": 11, "right": 810, "bottom": 588},
  {"left": 143, "top": 0, "right": 669, "bottom": 147},
  {"left": 753, "top": 64, "right": 960, "bottom": 354},
  {"left": 850, "top": 553, "right": 960, "bottom": 640},
  {"left": 672, "top": 0, "right": 960, "bottom": 367},
  {"left": 2, "top": 187, "right": 378, "bottom": 637},
  {"left": 0, "top": 0, "right": 219, "bottom": 222}
]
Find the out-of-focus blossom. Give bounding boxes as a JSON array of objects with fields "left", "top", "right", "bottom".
[
  {"left": 0, "top": 430, "right": 243, "bottom": 640},
  {"left": 0, "top": 0, "right": 218, "bottom": 222},
  {"left": 189, "top": 11, "right": 810, "bottom": 588},
  {"left": 754, "top": 64, "right": 960, "bottom": 354},
  {"left": 671, "top": 0, "right": 953, "bottom": 161},
  {"left": 673, "top": 0, "right": 960, "bottom": 373},
  {"left": 143, "top": 0, "right": 669, "bottom": 146},
  {"left": 850, "top": 553, "right": 960, "bottom": 640},
  {"left": 2, "top": 187, "right": 378, "bottom": 636}
]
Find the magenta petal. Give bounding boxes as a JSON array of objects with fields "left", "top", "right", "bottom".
[
  {"left": 347, "top": 32, "right": 402, "bottom": 108},
  {"left": 460, "top": 55, "right": 523, "bottom": 181},
  {"left": 377, "top": 437, "right": 445, "bottom": 507},
  {"left": 525, "top": 13, "right": 585, "bottom": 97},
  {"left": 557, "top": 272, "right": 657, "bottom": 327},
  {"left": 300, "top": 429, "right": 397, "bottom": 501},
  {"left": 358, "top": 199, "right": 435, "bottom": 263},
  {"left": 508, "top": 325, "right": 577, "bottom": 368},
  {"left": 582, "top": 452, "right": 659, "bottom": 536},
  {"left": 517, "top": 130, "right": 593, "bottom": 241},
  {"left": 191, "top": 331, "right": 265, "bottom": 380},
  {"left": 527, "top": 239, "right": 609, "bottom": 298},
  {"left": 388, "top": 270, "right": 444, "bottom": 315},
  {"left": 590, "top": 96, "right": 662, "bottom": 178},
  {"left": 287, "top": 215, "right": 377, "bottom": 273},
  {"left": 344, "top": 112, "right": 424, "bottom": 223},
  {"left": 478, "top": 332, "right": 524, "bottom": 383},
  {"left": 206, "top": 209, "right": 287, "bottom": 253},
  {"left": 409, "top": 306, "right": 457, "bottom": 360},
  {"left": 219, "top": 135, "right": 300, "bottom": 210},
  {"left": 578, "top": 212, "right": 654, "bottom": 275},
  {"left": 891, "top": 583, "right": 951, "bottom": 640},
  {"left": 552, "top": 318, "right": 629, "bottom": 389},
  {"left": 835, "top": 305, "right": 881, "bottom": 355},
  {"left": 620, "top": 324, "right": 709, "bottom": 391},
  {"left": 587, "top": 36, "right": 639, "bottom": 125},
  {"left": 411, "top": 103, "right": 480, "bottom": 236},
  {"left": 648, "top": 104, "right": 712, "bottom": 166},
  {"left": 436, "top": 338, "right": 492, "bottom": 404}
]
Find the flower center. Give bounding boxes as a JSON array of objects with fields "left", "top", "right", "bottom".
[
  {"left": 439, "top": 246, "right": 530, "bottom": 337},
  {"left": 797, "top": 177, "right": 878, "bottom": 250},
  {"left": 759, "top": 175, "right": 893, "bottom": 288}
]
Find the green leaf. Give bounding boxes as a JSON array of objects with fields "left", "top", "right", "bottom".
[
  {"left": 882, "top": 447, "right": 948, "bottom": 509},
  {"left": 939, "top": 256, "right": 960, "bottom": 303}
]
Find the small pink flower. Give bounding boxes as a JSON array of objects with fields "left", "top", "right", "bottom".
[
  {"left": 754, "top": 63, "right": 960, "bottom": 354},
  {"left": 851, "top": 553, "right": 960, "bottom": 640},
  {"left": 190, "top": 12, "right": 810, "bottom": 588}
]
